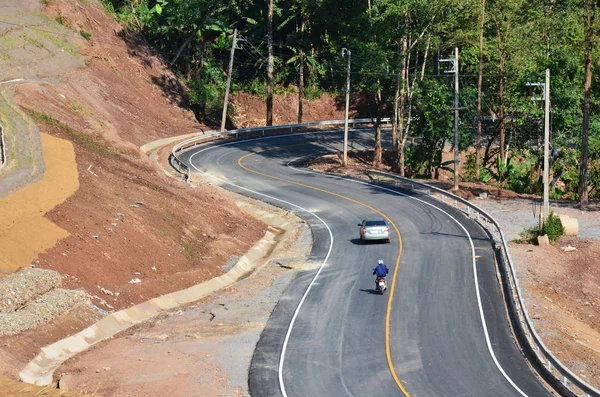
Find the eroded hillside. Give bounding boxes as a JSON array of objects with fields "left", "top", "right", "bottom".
[{"left": 0, "top": 0, "right": 266, "bottom": 379}]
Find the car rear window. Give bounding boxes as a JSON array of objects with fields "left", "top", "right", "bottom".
[{"left": 365, "top": 220, "right": 386, "bottom": 227}]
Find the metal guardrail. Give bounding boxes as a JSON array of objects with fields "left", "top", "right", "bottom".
[
  {"left": 0, "top": 124, "right": 6, "bottom": 170},
  {"left": 366, "top": 170, "right": 599, "bottom": 397},
  {"left": 171, "top": 118, "right": 389, "bottom": 182},
  {"left": 170, "top": 118, "right": 598, "bottom": 396}
]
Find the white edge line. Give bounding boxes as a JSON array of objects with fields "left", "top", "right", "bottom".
[
  {"left": 187, "top": 136, "right": 334, "bottom": 397},
  {"left": 185, "top": 131, "right": 528, "bottom": 396},
  {"left": 286, "top": 157, "right": 528, "bottom": 397}
]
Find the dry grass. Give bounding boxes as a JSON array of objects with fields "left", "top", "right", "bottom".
[{"left": 0, "top": 376, "right": 98, "bottom": 396}]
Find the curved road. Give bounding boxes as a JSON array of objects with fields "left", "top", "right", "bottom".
[{"left": 181, "top": 130, "right": 552, "bottom": 397}]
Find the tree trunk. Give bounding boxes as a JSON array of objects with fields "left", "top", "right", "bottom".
[
  {"left": 580, "top": 0, "right": 595, "bottom": 204},
  {"left": 420, "top": 34, "right": 430, "bottom": 81},
  {"left": 402, "top": 49, "right": 419, "bottom": 172},
  {"left": 475, "top": 0, "right": 486, "bottom": 180},
  {"left": 391, "top": 63, "right": 400, "bottom": 152},
  {"left": 169, "top": 33, "right": 195, "bottom": 67},
  {"left": 266, "top": 0, "right": 274, "bottom": 126},
  {"left": 395, "top": 34, "right": 408, "bottom": 174},
  {"left": 298, "top": 51, "right": 304, "bottom": 123},
  {"left": 496, "top": 22, "right": 505, "bottom": 179},
  {"left": 373, "top": 87, "right": 383, "bottom": 167},
  {"left": 297, "top": 18, "right": 305, "bottom": 124}
]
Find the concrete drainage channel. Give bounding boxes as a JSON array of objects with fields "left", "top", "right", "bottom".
[{"left": 19, "top": 203, "right": 298, "bottom": 386}]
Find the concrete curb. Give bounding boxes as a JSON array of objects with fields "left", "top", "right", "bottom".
[
  {"left": 140, "top": 132, "right": 203, "bottom": 154},
  {"left": 19, "top": 207, "right": 295, "bottom": 386}
]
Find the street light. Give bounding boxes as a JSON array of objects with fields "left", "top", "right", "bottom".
[{"left": 526, "top": 69, "right": 550, "bottom": 224}]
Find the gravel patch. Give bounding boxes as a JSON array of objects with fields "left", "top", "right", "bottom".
[
  {"left": 0, "top": 289, "right": 87, "bottom": 336},
  {"left": 0, "top": 268, "right": 88, "bottom": 336},
  {"left": 0, "top": 268, "right": 62, "bottom": 312},
  {"left": 470, "top": 197, "right": 600, "bottom": 241}
]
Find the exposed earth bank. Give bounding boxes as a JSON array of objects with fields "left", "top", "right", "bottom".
[{"left": 0, "top": 0, "right": 366, "bottom": 395}]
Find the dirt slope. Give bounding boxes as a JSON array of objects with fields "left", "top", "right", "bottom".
[
  {"left": 0, "top": 0, "right": 358, "bottom": 388},
  {"left": 0, "top": 0, "right": 267, "bottom": 382}
]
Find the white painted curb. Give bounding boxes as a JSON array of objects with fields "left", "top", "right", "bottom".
[{"left": 20, "top": 215, "right": 293, "bottom": 386}]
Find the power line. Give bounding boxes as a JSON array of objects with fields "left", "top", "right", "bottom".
[
  {"left": 242, "top": 46, "right": 264, "bottom": 64},
  {"left": 241, "top": 38, "right": 269, "bottom": 62}
]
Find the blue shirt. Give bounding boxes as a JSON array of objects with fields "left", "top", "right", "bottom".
[{"left": 373, "top": 264, "right": 389, "bottom": 277}]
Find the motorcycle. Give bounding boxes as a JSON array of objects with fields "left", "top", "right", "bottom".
[{"left": 375, "top": 277, "right": 387, "bottom": 294}]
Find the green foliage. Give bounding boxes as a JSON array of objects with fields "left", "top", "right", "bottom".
[
  {"left": 515, "top": 213, "right": 564, "bottom": 244},
  {"left": 515, "top": 226, "right": 540, "bottom": 245},
  {"left": 541, "top": 213, "right": 565, "bottom": 243},
  {"left": 186, "top": 60, "right": 226, "bottom": 125},
  {"left": 55, "top": 14, "right": 72, "bottom": 28},
  {"left": 550, "top": 188, "right": 564, "bottom": 200},
  {"left": 80, "top": 30, "right": 92, "bottom": 41},
  {"left": 92, "top": 0, "right": 600, "bottom": 200},
  {"left": 409, "top": 79, "right": 453, "bottom": 178},
  {"left": 303, "top": 84, "right": 323, "bottom": 101}
]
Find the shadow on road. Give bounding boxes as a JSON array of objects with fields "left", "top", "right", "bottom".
[{"left": 359, "top": 288, "right": 384, "bottom": 295}]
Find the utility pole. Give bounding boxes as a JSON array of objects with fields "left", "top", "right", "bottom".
[
  {"left": 221, "top": 28, "right": 237, "bottom": 132},
  {"left": 266, "top": 0, "right": 274, "bottom": 126},
  {"left": 440, "top": 48, "right": 460, "bottom": 190},
  {"left": 543, "top": 68, "right": 550, "bottom": 221},
  {"left": 342, "top": 48, "right": 351, "bottom": 166},
  {"left": 526, "top": 68, "right": 550, "bottom": 223},
  {"left": 453, "top": 47, "right": 460, "bottom": 190}
]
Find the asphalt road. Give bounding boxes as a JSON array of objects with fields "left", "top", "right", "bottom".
[{"left": 181, "top": 130, "right": 552, "bottom": 397}]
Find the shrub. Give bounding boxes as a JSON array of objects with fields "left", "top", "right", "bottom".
[
  {"left": 541, "top": 212, "right": 564, "bottom": 242},
  {"left": 80, "top": 30, "right": 92, "bottom": 41},
  {"left": 514, "top": 212, "right": 564, "bottom": 244},
  {"left": 303, "top": 84, "right": 323, "bottom": 101},
  {"left": 514, "top": 226, "right": 539, "bottom": 244},
  {"left": 55, "top": 14, "right": 72, "bottom": 28}
]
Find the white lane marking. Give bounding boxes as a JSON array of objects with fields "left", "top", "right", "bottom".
[
  {"left": 286, "top": 157, "right": 529, "bottom": 396},
  {"left": 185, "top": 131, "right": 527, "bottom": 395},
  {"left": 188, "top": 143, "right": 338, "bottom": 397}
]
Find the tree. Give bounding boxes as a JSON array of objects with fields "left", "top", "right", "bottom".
[
  {"left": 475, "top": 0, "right": 486, "bottom": 180},
  {"left": 580, "top": 0, "right": 597, "bottom": 204}
]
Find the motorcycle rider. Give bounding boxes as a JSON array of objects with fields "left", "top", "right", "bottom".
[{"left": 373, "top": 259, "right": 389, "bottom": 290}]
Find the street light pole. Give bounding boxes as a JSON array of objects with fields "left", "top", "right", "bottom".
[
  {"left": 543, "top": 68, "right": 550, "bottom": 221},
  {"left": 453, "top": 47, "right": 460, "bottom": 190},
  {"left": 526, "top": 69, "right": 551, "bottom": 223},
  {"left": 342, "top": 48, "right": 351, "bottom": 166}
]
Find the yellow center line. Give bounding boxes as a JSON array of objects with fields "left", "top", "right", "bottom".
[{"left": 237, "top": 150, "right": 410, "bottom": 396}]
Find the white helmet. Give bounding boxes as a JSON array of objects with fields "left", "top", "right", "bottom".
[{"left": 378, "top": 259, "right": 384, "bottom": 265}]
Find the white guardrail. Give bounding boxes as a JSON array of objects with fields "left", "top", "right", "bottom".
[
  {"left": 171, "top": 118, "right": 389, "bottom": 182},
  {"left": 171, "top": 119, "right": 598, "bottom": 397},
  {"left": 0, "top": 124, "right": 6, "bottom": 170}
]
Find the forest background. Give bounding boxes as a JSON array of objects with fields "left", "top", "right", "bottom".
[{"left": 99, "top": 0, "right": 600, "bottom": 204}]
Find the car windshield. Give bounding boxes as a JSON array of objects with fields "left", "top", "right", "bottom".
[{"left": 365, "top": 220, "right": 386, "bottom": 227}]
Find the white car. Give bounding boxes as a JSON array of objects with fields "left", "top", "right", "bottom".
[{"left": 359, "top": 217, "right": 390, "bottom": 243}]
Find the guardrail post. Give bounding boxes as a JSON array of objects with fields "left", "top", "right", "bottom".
[
  {"left": 187, "top": 169, "right": 191, "bottom": 184},
  {"left": 262, "top": 129, "right": 265, "bottom": 136}
]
